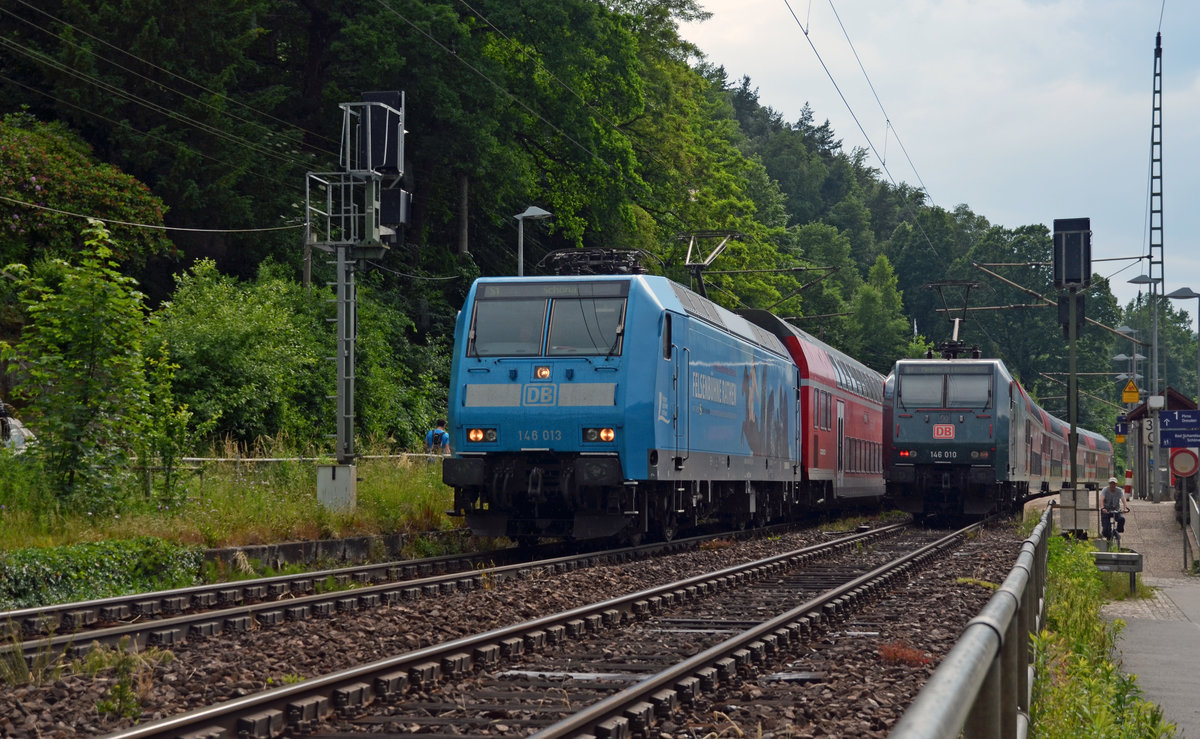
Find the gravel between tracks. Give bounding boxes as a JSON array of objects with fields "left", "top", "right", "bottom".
[{"left": 0, "top": 523, "right": 1024, "bottom": 737}]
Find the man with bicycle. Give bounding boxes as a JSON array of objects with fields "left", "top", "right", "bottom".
[{"left": 1101, "top": 476, "right": 1128, "bottom": 544}]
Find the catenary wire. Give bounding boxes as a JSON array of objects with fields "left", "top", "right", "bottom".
[
  {"left": 0, "top": 72, "right": 303, "bottom": 185},
  {"left": 5, "top": 0, "right": 340, "bottom": 152},
  {"left": 780, "top": 0, "right": 946, "bottom": 267},
  {"left": 825, "top": 0, "right": 934, "bottom": 207},
  {"left": 0, "top": 35, "right": 315, "bottom": 171},
  {"left": 0, "top": 194, "right": 302, "bottom": 233}
]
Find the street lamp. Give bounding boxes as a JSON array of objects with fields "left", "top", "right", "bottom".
[
  {"left": 1167, "top": 286, "right": 1200, "bottom": 405},
  {"left": 514, "top": 205, "right": 552, "bottom": 276},
  {"left": 1130, "top": 274, "right": 1161, "bottom": 395}
]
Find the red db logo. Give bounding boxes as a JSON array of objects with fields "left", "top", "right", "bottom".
[{"left": 933, "top": 424, "right": 955, "bottom": 440}]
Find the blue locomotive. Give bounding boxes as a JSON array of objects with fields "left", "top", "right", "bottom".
[
  {"left": 442, "top": 274, "right": 885, "bottom": 543},
  {"left": 883, "top": 356, "right": 1113, "bottom": 520}
]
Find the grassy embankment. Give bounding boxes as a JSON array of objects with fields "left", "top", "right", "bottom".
[
  {"left": 0, "top": 443, "right": 461, "bottom": 608},
  {"left": 1032, "top": 526, "right": 1175, "bottom": 738}
]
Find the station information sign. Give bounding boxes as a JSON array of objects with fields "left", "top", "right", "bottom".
[
  {"left": 1159, "top": 410, "right": 1200, "bottom": 429},
  {"left": 1159, "top": 430, "right": 1200, "bottom": 448}
]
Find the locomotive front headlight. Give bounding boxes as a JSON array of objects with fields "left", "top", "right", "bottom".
[
  {"left": 583, "top": 427, "right": 616, "bottom": 443},
  {"left": 468, "top": 428, "right": 485, "bottom": 442},
  {"left": 485, "top": 429, "right": 498, "bottom": 442},
  {"left": 535, "top": 365, "right": 551, "bottom": 379}
]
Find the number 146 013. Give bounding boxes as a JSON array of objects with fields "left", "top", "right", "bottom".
[{"left": 518, "top": 429, "right": 562, "bottom": 442}]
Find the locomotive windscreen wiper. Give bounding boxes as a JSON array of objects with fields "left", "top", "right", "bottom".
[{"left": 605, "top": 324, "right": 624, "bottom": 360}]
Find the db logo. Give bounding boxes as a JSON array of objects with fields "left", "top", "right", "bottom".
[{"left": 933, "top": 424, "right": 955, "bottom": 440}]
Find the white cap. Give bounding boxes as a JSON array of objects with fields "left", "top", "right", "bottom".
[{"left": 1109, "top": 477, "right": 1119, "bottom": 484}]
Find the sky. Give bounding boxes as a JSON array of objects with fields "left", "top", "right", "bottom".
[{"left": 680, "top": 0, "right": 1200, "bottom": 338}]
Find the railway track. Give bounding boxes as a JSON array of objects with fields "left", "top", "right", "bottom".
[
  {"left": 92, "top": 520, "right": 997, "bottom": 738},
  {"left": 1, "top": 525, "right": 791, "bottom": 666}
]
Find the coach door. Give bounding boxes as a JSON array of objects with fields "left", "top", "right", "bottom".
[{"left": 836, "top": 400, "right": 845, "bottom": 488}]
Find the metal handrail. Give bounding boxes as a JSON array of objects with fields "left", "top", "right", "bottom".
[{"left": 889, "top": 507, "right": 1052, "bottom": 739}]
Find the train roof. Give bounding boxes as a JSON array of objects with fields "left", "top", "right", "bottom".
[
  {"left": 469, "top": 275, "right": 790, "bottom": 358},
  {"left": 739, "top": 309, "right": 883, "bottom": 386},
  {"left": 892, "top": 356, "right": 1013, "bottom": 377}
]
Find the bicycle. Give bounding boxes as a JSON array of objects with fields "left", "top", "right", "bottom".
[{"left": 1101, "top": 505, "right": 1130, "bottom": 550}]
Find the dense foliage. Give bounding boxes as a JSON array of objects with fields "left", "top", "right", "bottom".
[
  {"left": 1032, "top": 534, "right": 1175, "bottom": 737},
  {"left": 3, "top": 221, "right": 149, "bottom": 508},
  {"left": 0, "top": 537, "right": 202, "bottom": 610},
  {"left": 0, "top": 0, "right": 1192, "bottom": 469}
]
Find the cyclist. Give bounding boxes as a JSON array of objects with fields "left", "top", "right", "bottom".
[{"left": 1101, "top": 476, "right": 1128, "bottom": 544}]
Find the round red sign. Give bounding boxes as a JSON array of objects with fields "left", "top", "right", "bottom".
[{"left": 1170, "top": 448, "right": 1199, "bottom": 478}]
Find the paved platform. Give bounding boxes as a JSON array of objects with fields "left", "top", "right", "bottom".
[{"left": 1028, "top": 494, "right": 1200, "bottom": 736}]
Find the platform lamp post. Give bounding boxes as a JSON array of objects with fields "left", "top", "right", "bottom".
[
  {"left": 1131, "top": 273, "right": 1166, "bottom": 502},
  {"left": 1130, "top": 274, "right": 1162, "bottom": 395},
  {"left": 1166, "top": 287, "right": 1200, "bottom": 405},
  {"left": 514, "top": 205, "right": 552, "bottom": 277}
]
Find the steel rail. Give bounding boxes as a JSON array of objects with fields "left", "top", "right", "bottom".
[
  {"left": 530, "top": 520, "right": 983, "bottom": 738},
  {"left": 7, "top": 532, "right": 714, "bottom": 662},
  {"left": 100, "top": 522, "right": 907, "bottom": 738},
  {"left": 887, "top": 507, "right": 1052, "bottom": 739}
]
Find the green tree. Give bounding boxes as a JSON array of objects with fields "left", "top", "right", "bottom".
[
  {"left": 148, "top": 260, "right": 327, "bottom": 444},
  {"left": 2, "top": 220, "right": 147, "bottom": 508},
  {"left": 133, "top": 342, "right": 212, "bottom": 506},
  {"left": 352, "top": 287, "right": 450, "bottom": 450},
  {"left": 0, "top": 112, "right": 174, "bottom": 274},
  {"left": 777, "top": 222, "right": 860, "bottom": 348},
  {"left": 848, "top": 255, "right": 911, "bottom": 373}
]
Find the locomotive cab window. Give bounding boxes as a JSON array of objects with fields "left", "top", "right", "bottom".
[
  {"left": 898, "top": 366, "right": 993, "bottom": 409},
  {"left": 897, "top": 374, "right": 943, "bottom": 409},
  {"left": 947, "top": 374, "right": 991, "bottom": 409},
  {"left": 548, "top": 298, "right": 625, "bottom": 356},
  {"left": 467, "top": 280, "right": 629, "bottom": 358},
  {"left": 469, "top": 299, "right": 548, "bottom": 356}
]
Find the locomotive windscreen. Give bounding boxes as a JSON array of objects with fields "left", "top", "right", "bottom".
[
  {"left": 897, "top": 365, "right": 993, "bottom": 409},
  {"left": 468, "top": 280, "right": 628, "bottom": 357}
]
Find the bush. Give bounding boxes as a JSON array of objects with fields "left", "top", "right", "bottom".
[
  {"left": 1031, "top": 534, "right": 1176, "bottom": 738},
  {"left": 0, "top": 537, "right": 202, "bottom": 609}
]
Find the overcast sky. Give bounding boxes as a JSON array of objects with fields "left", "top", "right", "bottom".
[{"left": 680, "top": 0, "right": 1199, "bottom": 336}]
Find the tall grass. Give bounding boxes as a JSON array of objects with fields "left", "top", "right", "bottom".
[
  {"left": 1031, "top": 534, "right": 1176, "bottom": 738},
  {"left": 0, "top": 441, "right": 456, "bottom": 551}
]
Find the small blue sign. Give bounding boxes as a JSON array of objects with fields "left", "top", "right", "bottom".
[
  {"left": 1159, "top": 429, "right": 1200, "bottom": 447},
  {"left": 1159, "top": 410, "right": 1200, "bottom": 430},
  {"left": 1114, "top": 422, "right": 1128, "bottom": 435},
  {"left": 1117, "top": 414, "right": 1127, "bottom": 423}
]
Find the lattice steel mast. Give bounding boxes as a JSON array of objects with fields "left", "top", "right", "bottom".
[{"left": 1149, "top": 32, "right": 1164, "bottom": 395}]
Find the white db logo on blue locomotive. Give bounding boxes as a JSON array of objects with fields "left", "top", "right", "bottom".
[{"left": 523, "top": 384, "right": 558, "bottom": 406}]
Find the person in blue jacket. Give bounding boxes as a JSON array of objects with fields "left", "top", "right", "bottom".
[{"left": 425, "top": 419, "right": 450, "bottom": 455}]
